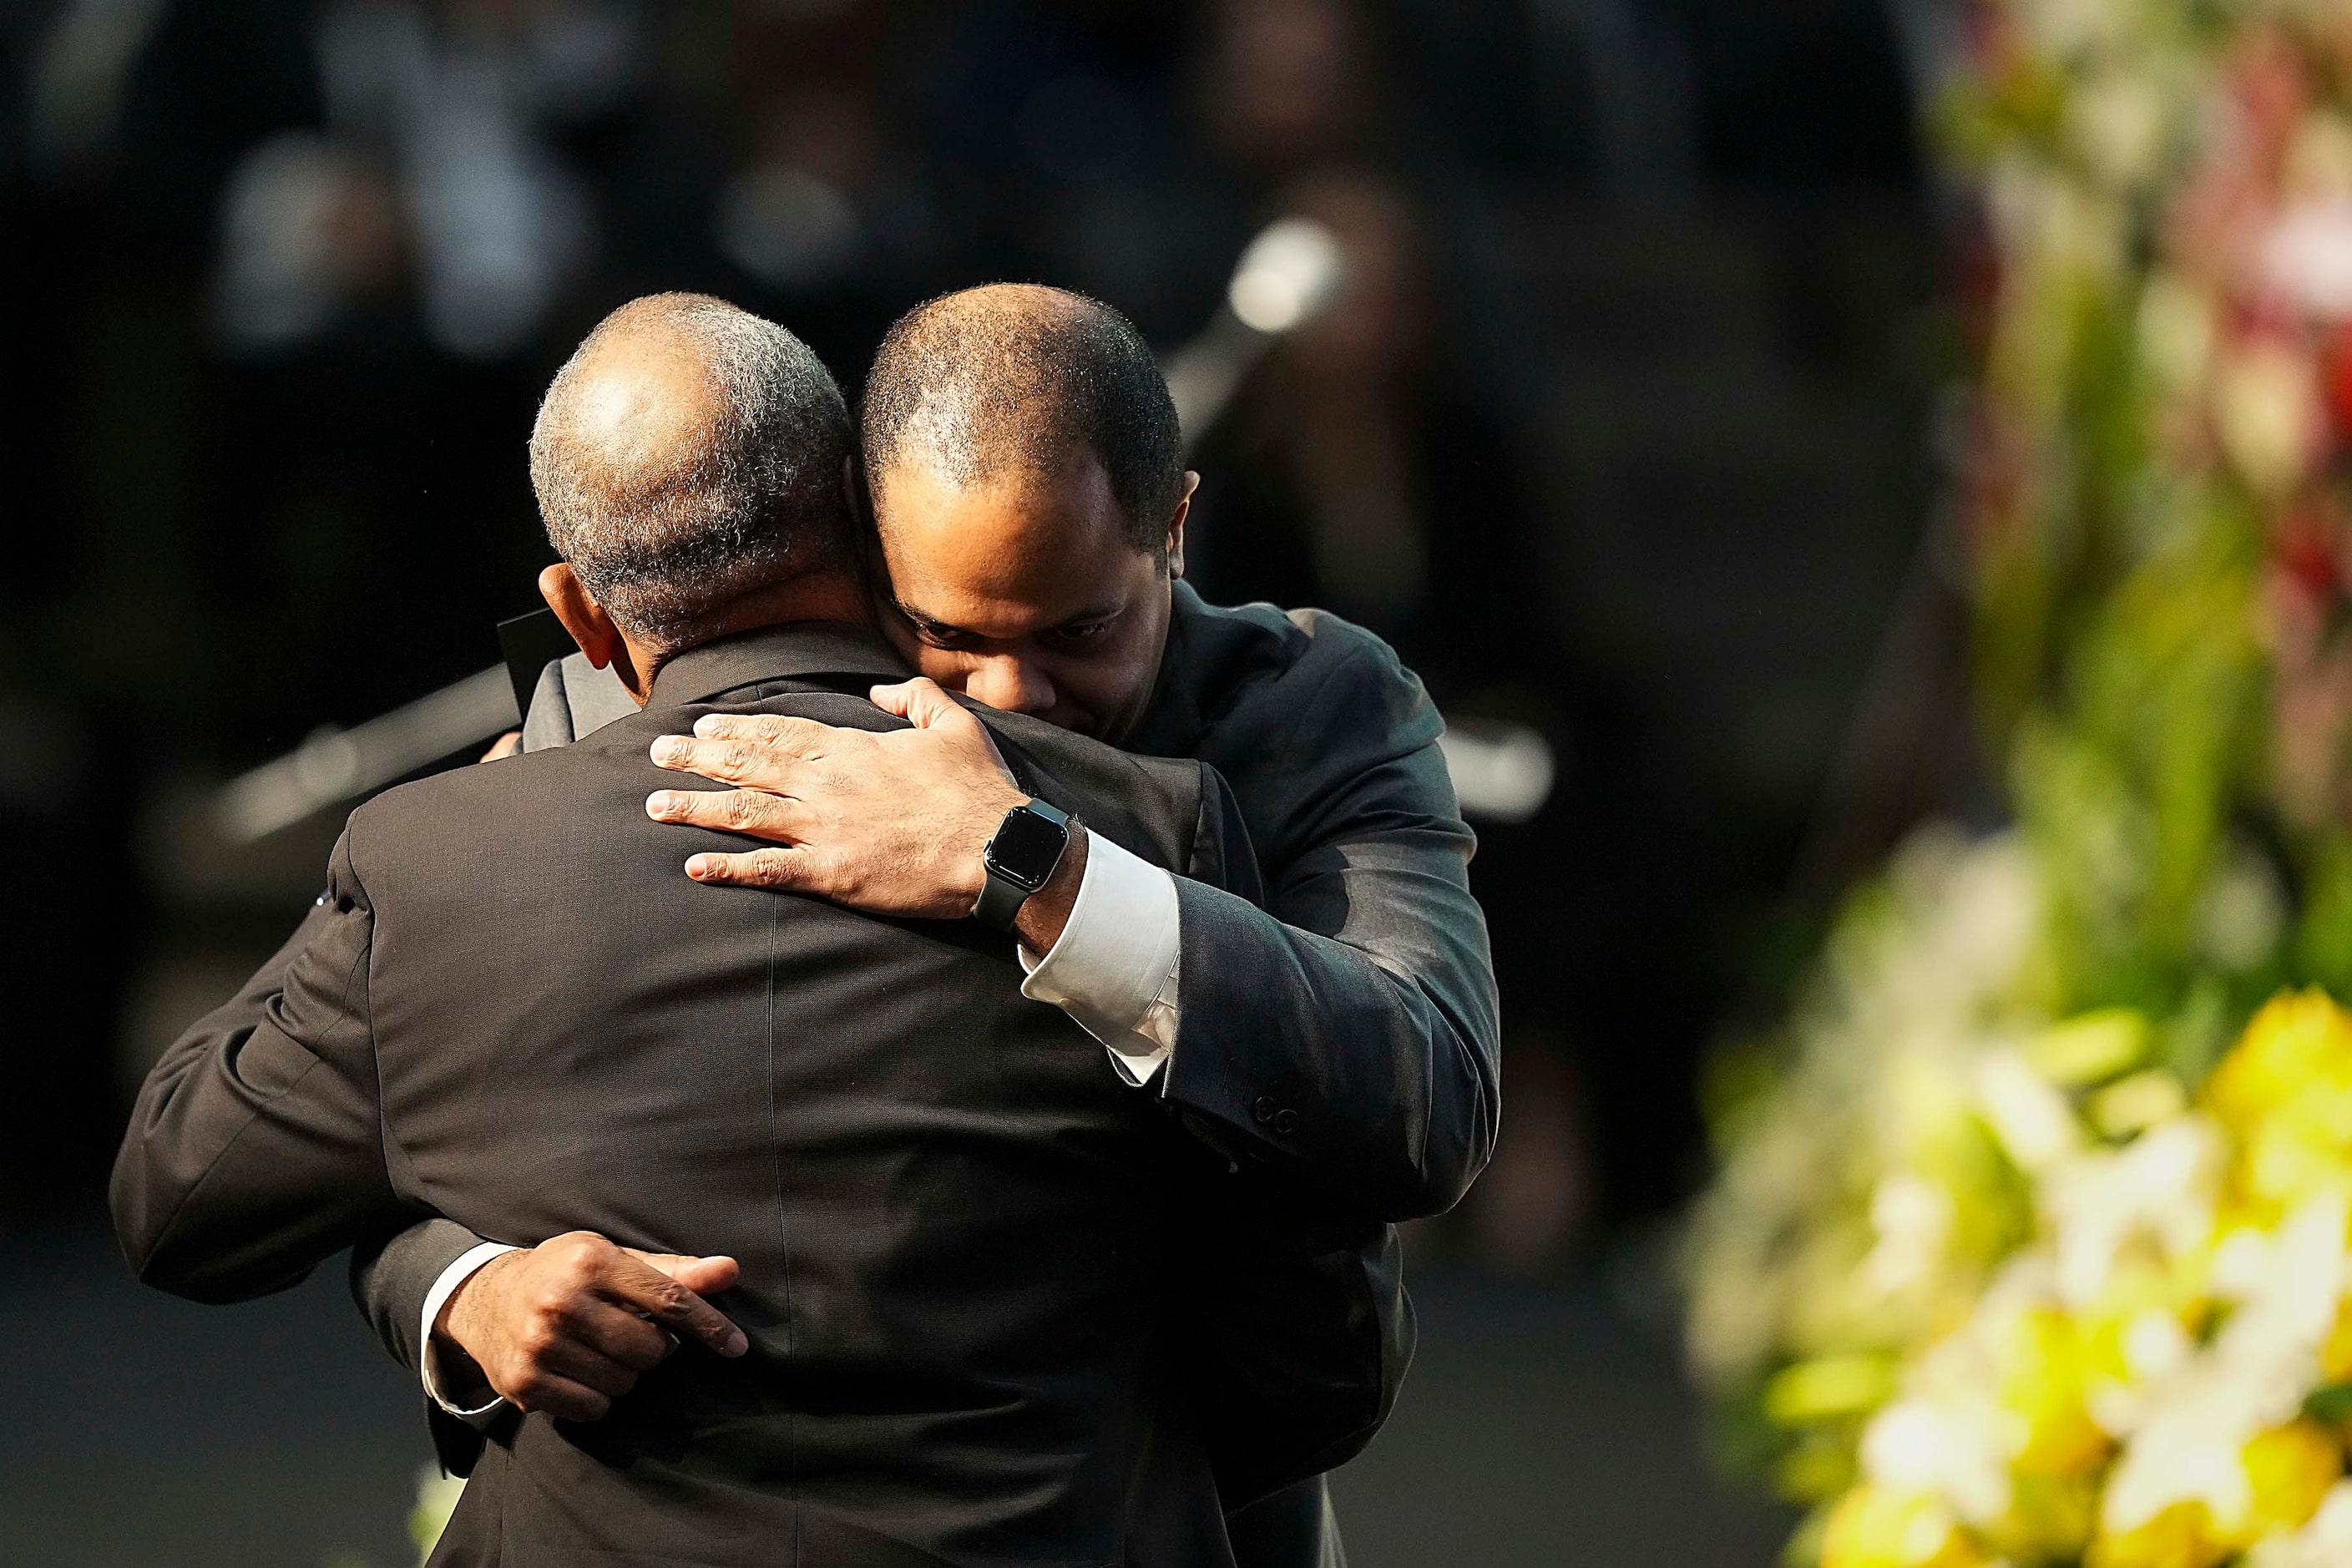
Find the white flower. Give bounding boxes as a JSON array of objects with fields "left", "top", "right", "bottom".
[
  {"left": 2262, "top": 199, "right": 2352, "bottom": 319},
  {"left": 2246, "top": 1480, "right": 2352, "bottom": 1568},
  {"left": 2041, "top": 1115, "right": 2223, "bottom": 1310},
  {"left": 1976, "top": 1049, "right": 2086, "bottom": 1176},
  {"left": 1863, "top": 1395, "right": 2016, "bottom": 1526},
  {"left": 1863, "top": 1174, "right": 1960, "bottom": 1297},
  {"left": 2100, "top": 1194, "right": 2348, "bottom": 1535}
]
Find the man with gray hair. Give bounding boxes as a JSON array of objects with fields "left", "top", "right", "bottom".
[
  {"left": 114, "top": 294, "right": 1399, "bottom": 1565},
  {"left": 530, "top": 292, "right": 861, "bottom": 647}
]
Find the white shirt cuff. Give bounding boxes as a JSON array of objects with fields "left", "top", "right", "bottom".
[
  {"left": 420, "top": 1241, "right": 520, "bottom": 1423},
  {"left": 1018, "top": 831, "right": 1182, "bottom": 1087}
]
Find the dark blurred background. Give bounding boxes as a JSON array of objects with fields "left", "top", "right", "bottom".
[{"left": 0, "top": 0, "right": 1962, "bottom": 1560}]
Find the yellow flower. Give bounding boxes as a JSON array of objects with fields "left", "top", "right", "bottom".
[
  {"left": 1767, "top": 1355, "right": 1900, "bottom": 1427},
  {"left": 2206, "top": 992, "right": 2352, "bottom": 1221},
  {"left": 2321, "top": 1297, "right": 2352, "bottom": 1386},
  {"left": 2004, "top": 1307, "right": 2113, "bottom": 1477},
  {"left": 2207, "top": 992, "right": 2352, "bottom": 1136},
  {"left": 1820, "top": 1485, "right": 1985, "bottom": 1568},
  {"left": 2087, "top": 1500, "right": 2227, "bottom": 1568},
  {"left": 2212, "top": 342, "right": 2321, "bottom": 500},
  {"left": 2031, "top": 1009, "right": 2152, "bottom": 1087},
  {"left": 2223, "top": 1423, "right": 2342, "bottom": 1550},
  {"left": 1981, "top": 1471, "right": 2097, "bottom": 1564}
]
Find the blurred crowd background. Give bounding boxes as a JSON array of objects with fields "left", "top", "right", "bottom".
[{"left": 0, "top": 0, "right": 1965, "bottom": 1562}]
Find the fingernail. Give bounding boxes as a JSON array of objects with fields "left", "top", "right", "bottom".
[
  {"left": 725, "top": 1329, "right": 748, "bottom": 1358},
  {"left": 685, "top": 856, "right": 713, "bottom": 878},
  {"left": 652, "top": 736, "right": 687, "bottom": 763},
  {"left": 648, "top": 792, "right": 680, "bottom": 817},
  {"left": 694, "top": 715, "right": 726, "bottom": 736}
]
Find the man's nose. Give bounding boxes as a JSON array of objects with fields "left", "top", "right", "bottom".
[{"left": 964, "top": 654, "right": 1055, "bottom": 716}]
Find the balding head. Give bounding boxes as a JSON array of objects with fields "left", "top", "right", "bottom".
[
  {"left": 860, "top": 285, "right": 1182, "bottom": 554},
  {"left": 530, "top": 293, "right": 852, "bottom": 650}
]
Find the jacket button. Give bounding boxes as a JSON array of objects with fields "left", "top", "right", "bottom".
[
  {"left": 1252, "top": 1096, "right": 1277, "bottom": 1124},
  {"left": 1272, "top": 1108, "right": 1299, "bottom": 1135}
]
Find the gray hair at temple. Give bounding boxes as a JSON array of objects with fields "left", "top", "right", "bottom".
[{"left": 529, "top": 293, "right": 853, "bottom": 648}]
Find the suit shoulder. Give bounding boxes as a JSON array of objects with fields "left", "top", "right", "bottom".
[
  {"left": 1173, "top": 593, "right": 1442, "bottom": 759},
  {"left": 342, "top": 743, "right": 599, "bottom": 878}
]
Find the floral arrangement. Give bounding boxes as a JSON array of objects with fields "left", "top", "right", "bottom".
[{"left": 1685, "top": 3, "right": 2352, "bottom": 1565}]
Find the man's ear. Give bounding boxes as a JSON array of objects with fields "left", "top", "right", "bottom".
[
  {"left": 539, "top": 563, "right": 640, "bottom": 691},
  {"left": 1164, "top": 472, "right": 1199, "bottom": 579}
]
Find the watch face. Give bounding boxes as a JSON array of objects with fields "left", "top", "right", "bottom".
[{"left": 984, "top": 805, "right": 1069, "bottom": 893}]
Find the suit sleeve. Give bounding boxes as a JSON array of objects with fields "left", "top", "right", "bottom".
[
  {"left": 350, "top": 1217, "right": 503, "bottom": 1479},
  {"left": 1162, "top": 655, "right": 1501, "bottom": 1222},
  {"left": 350, "top": 1215, "right": 493, "bottom": 1376},
  {"left": 110, "top": 827, "right": 410, "bottom": 1302}
]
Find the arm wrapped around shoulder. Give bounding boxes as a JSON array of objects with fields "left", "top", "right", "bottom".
[
  {"left": 1161, "top": 616, "right": 1501, "bottom": 1220},
  {"left": 111, "top": 829, "right": 409, "bottom": 1302}
]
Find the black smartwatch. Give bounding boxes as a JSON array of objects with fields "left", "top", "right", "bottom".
[{"left": 974, "top": 798, "right": 1074, "bottom": 933}]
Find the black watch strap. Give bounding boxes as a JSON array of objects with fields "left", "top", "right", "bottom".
[
  {"left": 973, "top": 872, "right": 1033, "bottom": 933},
  {"left": 974, "top": 798, "right": 1073, "bottom": 933}
]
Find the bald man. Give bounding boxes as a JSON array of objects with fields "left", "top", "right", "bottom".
[{"left": 114, "top": 296, "right": 1403, "bottom": 1567}]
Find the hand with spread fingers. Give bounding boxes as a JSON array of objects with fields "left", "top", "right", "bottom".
[{"left": 645, "top": 676, "right": 1039, "bottom": 923}]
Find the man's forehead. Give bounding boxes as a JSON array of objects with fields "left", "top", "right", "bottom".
[
  {"left": 884, "top": 451, "right": 1133, "bottom": 566},
  {"left": 876, "top": 454, "right": 1144, "bottom": 622}
]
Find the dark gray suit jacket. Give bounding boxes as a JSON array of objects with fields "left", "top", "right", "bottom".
[
  {"left": 114, "top": 623, "right": 1398, "bottom": 1567},
  {"left": 516, "top": 584, "right": 1499, "bottom": 1216},
  {"left": 1127, "top": 584, "right": 1498, "bottom": 1216},
  {"left": 355, "top": 587, "right": 1491, "bottom": 1509}
]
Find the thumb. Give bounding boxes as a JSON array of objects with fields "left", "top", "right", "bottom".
[
  {"left": 631, "top": 1251, "right": 741, "bottom": 1295},
  {"left": 871, "top": 677, "right": 973, "bottom": 732}
]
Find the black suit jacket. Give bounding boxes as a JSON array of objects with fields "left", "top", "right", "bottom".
[
  {"left": 113, "top": 623, "right": 1376, "bottom": 1567},
  {"left": 1130, "top": 584, "right": 1498, "bottom": 1215},
  {"left": 355, "top": 586, "right": 1483, "bottom": 1505}
]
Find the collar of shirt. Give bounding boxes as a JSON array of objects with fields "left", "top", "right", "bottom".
[{"left": 647, "top": 620, "right": 912, "bottom": 709}]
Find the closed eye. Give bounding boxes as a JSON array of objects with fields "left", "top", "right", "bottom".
[
  {"left": 1044, "top": 618, "right": 1115, "bottom": 647},
  {"left": 893, "top": 604, "right": 980, "bottom": 651}
]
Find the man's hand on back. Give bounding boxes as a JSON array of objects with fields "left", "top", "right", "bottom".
[
  {"left": 644, "top": 677, "right": 1034, "bottom": 922},
  {"left": 436, "top": 1232, "right": 749, "bottom": 1422}
]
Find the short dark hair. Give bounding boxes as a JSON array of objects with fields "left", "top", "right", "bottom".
[
  {"left": 530, "top": 293, "right": 852, "bottom": 647},
  {"left": 860, "top": 285, "right": 1183, "bottom": 553}
]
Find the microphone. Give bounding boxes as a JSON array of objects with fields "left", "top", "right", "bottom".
[{"left": 1166, "top": 216, "right": 1347, "bottom": 455}]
